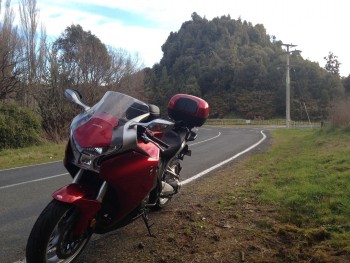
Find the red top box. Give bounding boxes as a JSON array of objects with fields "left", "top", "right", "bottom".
[{"left": 168, "top": 94, "right": 209, "bottom": 128}]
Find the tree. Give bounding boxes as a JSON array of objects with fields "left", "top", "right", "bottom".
[
  {"left": 0, "top": 0, "right": 23, "bottom": 100},
  {"left": 37, "top": 25, "right": 144, "bottom": 139},
  {"left": 53, "top": 24, "right": 145, "bottom": 104},
  {"left": 324, "top": 51, "right": 341, "bottom": 76},
  {"left": 342, "top": 74, "right": 350, "bottom": 94},
  {"left": 19, "top": 0, "right": 39, "bottom": 83},
  {"left": 54, "top": 25, "right": 111, "bottom": 81},
  {"left": 52, "top": 24, "right": 110, "bottom": 103},
  {"left": 36, "top": 44, "right": 77, "bottom": 140},
  {"left": 36, "top": 24, "right": 110, "bottom": 139},
  {"left": 107, "top": 47, "right": 144, "bottom": 98},
  {"left": 148, "top": 14, "right": 344, "bottom": 120},
  {"left": 18, "top": 0, "right": 47, "bottom": 107}
]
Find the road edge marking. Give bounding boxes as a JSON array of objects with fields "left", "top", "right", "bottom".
[
  {"left": 0, "top": 160, "right": 62, "bottom": 173},
  {"left": 0, "top": 173, "right": 69, "bottom": 190},
  {"left": 189, "top": 131, "right": 221, "bottom": 146},
  {"left": 181, "top": 130, "right": 267, "bottom": 186}
]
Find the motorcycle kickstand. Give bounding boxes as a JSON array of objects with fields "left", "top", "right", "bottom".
[{"left": 141, "top": 208, "right": 155, "bottom": 238}]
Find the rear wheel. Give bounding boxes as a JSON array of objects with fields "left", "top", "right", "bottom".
[{"left": 26, "top": 199, "right": 93, "bottom": 263}]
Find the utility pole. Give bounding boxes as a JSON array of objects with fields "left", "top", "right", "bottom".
[{"left": 281, "top": 43, "right": 298, "bottom": 128}]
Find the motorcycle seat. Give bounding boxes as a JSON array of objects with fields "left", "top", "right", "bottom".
[
  {"left": 161, "top": 129, "right": 187, "bottom": 159},
  {"left": 148, "top": 104, "right": 160, "bottom": 120},
  {"left": 125, "top": 103, "right": 160, "bottom": 120}
]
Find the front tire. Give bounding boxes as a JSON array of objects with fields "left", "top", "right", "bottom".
[{"left": 26, "top": 199, "right": 92, "bottom": 263}]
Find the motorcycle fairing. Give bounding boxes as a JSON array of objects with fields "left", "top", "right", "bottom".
[
  {"left": 99, "top": 143, "right": 159, "bottom": 223},
  {"left": 52, "top": 184, "right": 102, "bottom": 235}
]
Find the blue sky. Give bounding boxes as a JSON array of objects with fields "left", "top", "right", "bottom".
[{"left": 36, "top": 0, "right": 350, "bottom": 76}]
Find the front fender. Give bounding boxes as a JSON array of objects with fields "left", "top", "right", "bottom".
[
  {"left": 52, "top": 183, "right": 102, "bottom": 235},
  {"left": 52, "top": 183, "right": 93, "bottom": 203}
]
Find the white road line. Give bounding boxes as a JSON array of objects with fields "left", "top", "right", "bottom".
[
  {"left": 189, "top": 131, "right": 221, "bottom": 146},
  {"left": 181, "top": 130, "right": 267, "bottom": 186},
  {"left": 2, "top": 130, "right": 220, "bottom": 191},
  {"left": 0, "top": 173, "right": 69, "bottom": 190},
  {"left": 2, "top": 130, "right": 257, "bottom": 191},
  {"left": 1, "top": 128, "right": 217, "bottom": 173},
  {"left": 0, "top": 160, "right": 62, "bottom": 172}
]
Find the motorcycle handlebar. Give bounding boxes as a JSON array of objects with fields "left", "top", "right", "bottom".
[{"left": 144, "top": 130, "right": 169, "bottom": 149}]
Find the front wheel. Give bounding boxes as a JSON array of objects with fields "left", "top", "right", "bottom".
[{"left": 26, "top": 199, "right": 93, "bottom": 263}]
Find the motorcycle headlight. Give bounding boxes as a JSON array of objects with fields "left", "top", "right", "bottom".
[
  {"left": 80, "top": 146, "right": 122, "bottom": 170},
  {"left": 80, "top": 151, "right": 94, "bottom": 167},
  {"left": 70, "top": 135, "right": 122, "bottom": 171},
  {"left": 79, "top": 147, "right": 105, "bottom": 166},
  {"left": 82, "top": 147, "right": 104, "bottom": 155},
  {"left": 79, "top": 147, "right": 106, "bottom": 169}
]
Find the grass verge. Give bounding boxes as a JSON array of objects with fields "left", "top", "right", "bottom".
[
  {"left": 0, "top": 142, "right": 65, "bottom": 169},
  {"left": 251, "top": 128, "right": 350, "bottom": 253}
]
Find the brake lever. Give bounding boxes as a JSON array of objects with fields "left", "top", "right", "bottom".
[
  {"left": 141, "top": 132, "right": 167, "bottom": 152},
  {"left": 144, "top": 130, "right": 169, "bottom": 149}
]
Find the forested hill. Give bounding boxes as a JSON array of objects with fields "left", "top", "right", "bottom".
[{"left": 145, "top": 13, "right": 343, "bottom": 120}]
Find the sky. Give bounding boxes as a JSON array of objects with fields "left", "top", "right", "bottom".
[{"left": 34, "top": 0, "right": 349, "bottom": 76}]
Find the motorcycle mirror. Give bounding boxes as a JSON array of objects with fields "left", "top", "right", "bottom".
[
  {"left": 65, "top": 89, "right": 91, "bottom": 111},
  {"left": 130, "top": 119, "right": 174, "bottom": 132},
  {"left": 147, "top": 119, "right": 174, "bottom": 132}
]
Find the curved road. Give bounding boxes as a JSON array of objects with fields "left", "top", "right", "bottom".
[{"left": 0, "top": 126, "right": 269, "bottom": 263}]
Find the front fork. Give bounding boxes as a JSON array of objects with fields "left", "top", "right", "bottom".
[
  {"left": 52, "top": 169, "right": 108, "bottom": 235},
  {"left": 72, "top": 169, "right": 108, "bottom": 203}
]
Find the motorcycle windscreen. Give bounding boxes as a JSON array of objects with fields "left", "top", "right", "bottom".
[
  {"left": 73, "top": 112, "right": 119, "bottom": 148},
  {"left": 71, "top": 91, "right": 149, "bottom": 149}
]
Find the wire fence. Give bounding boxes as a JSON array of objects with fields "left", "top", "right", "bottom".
[{"left": 206, "top": 119, "right": 322, "bottom": 128}]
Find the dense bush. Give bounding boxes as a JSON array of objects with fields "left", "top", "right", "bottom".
[
  {"left": 328, "top": 97, "right": 350, "bottom": 128},
  {"left": 0, "top": 102, "right": 42, "bottom": 149}
]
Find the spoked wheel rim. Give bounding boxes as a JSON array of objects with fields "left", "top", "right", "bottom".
[
  {"left": 46, "top": 208, "right": 91, "bottom": 263},
  {"left": 158, "top": 161, "right": 180, "bottom": 207}
]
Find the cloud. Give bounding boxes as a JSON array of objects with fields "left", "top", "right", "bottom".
[{"left": 35, "top": 0, "right": 350, "bottom": 75}]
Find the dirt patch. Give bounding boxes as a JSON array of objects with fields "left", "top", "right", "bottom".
[{"left": 76, "top": 137, "right": 350, "bottom": 263}]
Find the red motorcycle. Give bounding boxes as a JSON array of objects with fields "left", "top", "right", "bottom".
[{"left": 26, "top": 89, "right": 209, "bottom": 262}]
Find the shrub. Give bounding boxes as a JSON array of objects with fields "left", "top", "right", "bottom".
[
  {"left": 328, "top": 97, "right": 350, "bottom": 128},
  {"left": 0, "top": 102, "right": 42, "bottom": 149}
]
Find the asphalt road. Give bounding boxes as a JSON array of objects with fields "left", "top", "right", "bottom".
[{"left": 0, "top": 126, "right": 268, "bottom": 263}]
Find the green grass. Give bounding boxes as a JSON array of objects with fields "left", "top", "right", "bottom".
[
  {"left": 0, "top": 143, "right": 66, "bottom": 169},
  {"left": 252, "top": 128, "right": 350, "bottom": 251}
]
